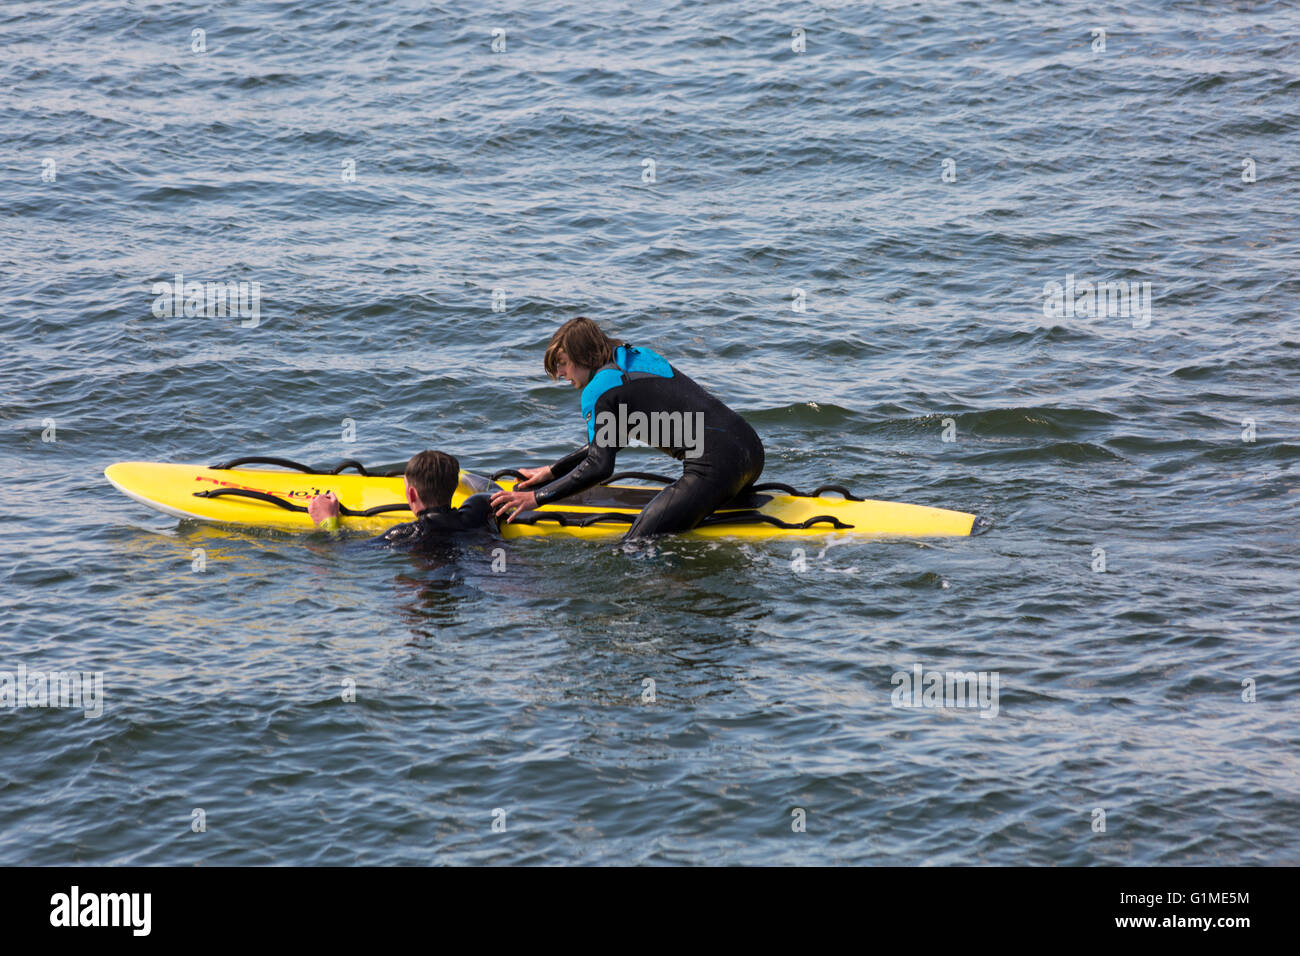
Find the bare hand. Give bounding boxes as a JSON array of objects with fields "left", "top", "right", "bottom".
[
  {"left": 309, "top": 492, "right": 340, "bottom": 526},
  {"left": 490, "top": 489, "right": 538, "bottom": 523},
  {"left": 514, "top": 466, "right": 553, "bottom": 490}
]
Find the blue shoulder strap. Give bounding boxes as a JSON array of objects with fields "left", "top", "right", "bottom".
[
  {"left": 579, "top": 346, "right": 673, "bottom": 441},
  {"left": 619, "top": 345, "right": 673, "bottom": 378}
]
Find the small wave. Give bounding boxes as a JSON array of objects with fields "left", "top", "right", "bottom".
[
  {"left": 963, "top": 442, "right": 1125, "bottom": 465},
  {"left": 942, "top": 406, "right": 1121, "bottom": 438}
]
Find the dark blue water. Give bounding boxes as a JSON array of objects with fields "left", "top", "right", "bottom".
[{"left": 2, "top": 0, "right": 1298, "bottom": 864}]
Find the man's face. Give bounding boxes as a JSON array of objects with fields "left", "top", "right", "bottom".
[{"left": 555, "top": 350, "right": 589, "bottom": 389}]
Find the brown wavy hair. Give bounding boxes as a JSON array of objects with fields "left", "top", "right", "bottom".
[{"left": 543, "top": 317, "right": 625, "bottom": 379}]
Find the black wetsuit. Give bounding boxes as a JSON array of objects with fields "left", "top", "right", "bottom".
[
  {"left": 373, "top": 494, "right": 494, "bottom": 549},
  {"left": 534, "top": 348, "right": 764, "bottom": 537}
]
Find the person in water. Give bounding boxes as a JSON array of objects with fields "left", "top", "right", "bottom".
[
  {"left": 489, "top": 317, "right": 765, "bottom": 537},
  {"left": 309, "top": 449, "right": 494, "bottom": 546}
]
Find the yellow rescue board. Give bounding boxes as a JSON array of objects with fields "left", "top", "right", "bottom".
[
  {"left": 105, "top": 461, "right": 983, "bottom": 539},
  {"left": 105, "top": 461, "right": 422, "bottom": 533}
]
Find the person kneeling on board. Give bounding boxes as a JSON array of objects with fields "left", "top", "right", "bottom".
[
  {"left": 489, "top": 316, "right": 765, "bottom": 538},
  {"left": 308, "top": 450, "right": 493, "bottom": 546}
]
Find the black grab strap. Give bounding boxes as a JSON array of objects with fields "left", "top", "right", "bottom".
[
  {"left": 506, "top": 510, "right": 638, "bottom": 528},
  {"left": 493, "top": 468, "right": 863, "bottom": 501},
  {"left": 490, "top": 468, "right": 677, "bottom": 485},
  {"left": 192, "top": 487, "right": 409, "bottom": 517},
  {"left": 750, "top": 482, "right": 864, "bottom": 501},
  {"left": 199, "top": 456, "right": 867, "bottom": 521},
  {"left": 500, "top": 472, "right": 867, "bottom": 501},
  {"left": 608, "top": 471, "right": 676, "bottom": 484},
  {"left": 506, "top": 508, "right": 853, "bottom": 531},
  {"left": 208, "top": 456, "right": 405, "bottom": 477},
  {"left": 215, "top": 460, "right": 867, "bottom": 501},
  {"left": 698, "top": 510, "right": 854, "bottom": 530}
]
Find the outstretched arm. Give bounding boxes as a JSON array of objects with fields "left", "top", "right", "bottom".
[
  {"left": 533, "top": 443, "right": 615, "bottom": 505},
  {"left": 493, "top": 390, "right": 622, "bottom": 521},
  {"left": 490, "top": 443, "right": 617, "bottom": 521},
  {"left": 512, "top": 444, "right": 590, "bottom": 491},
  {"left": 548, "top": 444, "right": 591, "bottom": 480}
]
